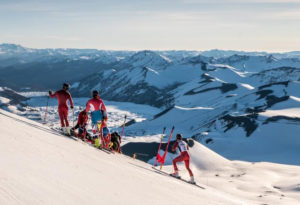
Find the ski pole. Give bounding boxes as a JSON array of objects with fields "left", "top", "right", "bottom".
[
  {"left": 85, "top": 115, "right": 90, "bottom": 141},
  {"left": 160, "top": 126, "right": 175, "bottom": 170},
  {"left": 120, "top": 115, "right": 127, "bottom": 142},
  {"left": 72, "top": 109, "right": 75, "bottom": 128},
  {"left": 153, "top": 127, "right": 166, "bottom": 167},
  {"left": 118, "top": 115, "right": 127, "bottom": 153},
  {"left": 43, "top": 96, "right": 49, "bottom": 124},
  {"left": 100, "top": 110, "right": 105, "bottom": 149}
]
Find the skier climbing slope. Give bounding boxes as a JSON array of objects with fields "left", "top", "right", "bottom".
[
  {"left": 49, "top": 83, "right": 74, "bottom": 134},
  {"left": 171, "top": 133, "right": 195, "bottom": 184}
]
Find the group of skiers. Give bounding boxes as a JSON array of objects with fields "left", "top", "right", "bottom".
[
  {"left": 49, "top": 83, "right": 195, "bottom": 184},
  {"left": 49, "top": 83, "right": 119, "bottom": 151}
]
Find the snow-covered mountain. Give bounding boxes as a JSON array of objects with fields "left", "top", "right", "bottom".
[
  {"left": 1, "top": 44, "right": 300, "bottom": 166},
  {"left": 216, "top": 54, "right": 300, "bottom": 72},
  {"left": 1, "top": 43, "right": 300, "bottom": 91},
  {"left": 200, "top": 49, "right": 300, "bottom": 59},
  {"left": 0, "top": 43, "right": 134, "bottom": 66},
  {"left": 69, "top": 52, "right": 299, "bottom": 164},
  {"left": 70, "top": 50, "right": 300, "bottom": 109},
  {"left": 0, "top": 44, "right": 134, "bottom": 90},
  {"left": 0, "top": 87, "right": 28, "bottom": 111},
  {"left": 123, "top": 65, "right": 300, "bottom": 164}
]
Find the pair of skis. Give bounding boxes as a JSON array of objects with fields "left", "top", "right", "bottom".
[
  {"left": 153, "top": 126, "right": 175, "bottom": 170},
  {"left": 152, "top": 166, "right": 204, "bottom": 189}
]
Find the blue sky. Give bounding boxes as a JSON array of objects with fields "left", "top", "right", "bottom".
[{"left": 0, "top": 0, "right": 300, "bottom": 51}]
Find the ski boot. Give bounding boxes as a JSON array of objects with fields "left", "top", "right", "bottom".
[
  {"left": 189, "top": 176, "right": 196, "bottom": 184},
  {"left": 170, "top": 171, "right": 181, "bottom": 179}
]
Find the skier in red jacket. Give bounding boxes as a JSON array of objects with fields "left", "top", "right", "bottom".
[
  {"left": 49, "top": 83, "right": 74, "bottom": 133},
  {"left": 72, "top": 109, "right": 90, "bottom": 140},
  {"left": 75, "top": 110, "right": 88, "bottom": 128},
  {"left": 85, "top": 90, "right": 110, "bottom": 148},
  {"left": 171, "top": 133, "right": 195, "bottom": 184}
]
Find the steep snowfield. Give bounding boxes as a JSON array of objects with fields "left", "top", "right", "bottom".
[
  {"left": 0, "top": 109, "right": 239, "bottom": 205},
  {"left": 1, "top": 109, "right": 300, "bottom": 204}
]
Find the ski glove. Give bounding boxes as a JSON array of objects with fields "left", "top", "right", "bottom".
[
  {"left": 48, "top": 90, "right": 53, "bottom": 95},
  {"left": 71, "top": 106, "right": 74, "bottom": 109}
]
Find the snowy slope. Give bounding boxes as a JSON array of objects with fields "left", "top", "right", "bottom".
[
  {"left": 1, "top": 109, "right": 300, "bottom": 204},
  {"left": 0, "top": 109, "right": 242, "bottom": 205}
]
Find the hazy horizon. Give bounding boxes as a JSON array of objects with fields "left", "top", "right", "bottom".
[
  {"left": 2, "top": 42, "right": 300, "bottom": 53},
  {"left": 1, "top": 0, "right": 300, "bottom": 52}
]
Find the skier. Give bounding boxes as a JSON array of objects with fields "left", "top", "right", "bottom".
[
  {"left": 72, "top": 109, "right": 90, "bottom": 140},
  {"left": 171, "top": 133, "right": 195, "bottom": 184},
  {"left": 85, "top": 90, "right": 110, "bottom": 148},
  {"left": 49, "top": 83, "right": 74, "bottom": 134}
]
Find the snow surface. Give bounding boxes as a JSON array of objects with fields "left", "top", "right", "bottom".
[
  {"left": 1, "top": 109, "right": 300, "bottom": 204},
  {"left": 239, "top": 83, "right": 255, "bottom": 90},
  {"left": 0, "top": 96, "right": 10, "bottom": 104},
  {"left": 259, "top": 108, "right": 300, "bottom": 118},
  {"left": 18, "top": 92, "right": 48, "bottom": 97}
]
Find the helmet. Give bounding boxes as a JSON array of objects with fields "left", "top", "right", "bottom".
[
  {"left": 63, "top": 83, "right": 70, "bottom": 90},
  {"left": 176, "top": 133, "right": 182, "bottom": 140},
  {"left": 92, "top": 90, "right": 99, "bottom": 98}
]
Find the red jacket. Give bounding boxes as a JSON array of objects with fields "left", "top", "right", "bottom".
[
  {"left": 77, "top": 111, "right": 88, "bottom": 125},
  {"left": 50, "top": 90, "right": 74, "bottom": 109},
  {"left": 172, "top": 140, "right": 189, "bottom": 154},
  {"left": 85, "top": 97, "right": 107, "bottom": 120}
]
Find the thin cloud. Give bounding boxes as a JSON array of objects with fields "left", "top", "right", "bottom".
[
  {"left": 0, "top": 2, "right": 62, "bottom": 12},
  {"left": 275, "top": 10, "right": 300, "bottom": 20},
  {"left": 45, "top": 35, "right": 81, "bottom": 41}
]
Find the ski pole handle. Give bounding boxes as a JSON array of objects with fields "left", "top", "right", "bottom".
[{"left": 161, "top": 127, "right": 166, "bottom": 139}]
